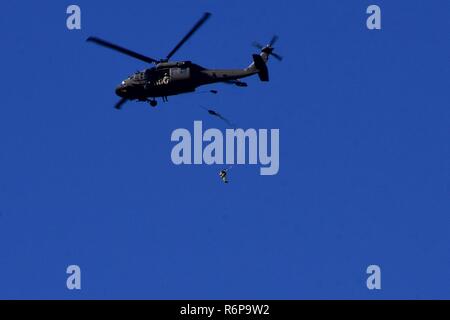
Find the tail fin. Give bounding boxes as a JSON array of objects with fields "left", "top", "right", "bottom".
[
  {"left": 252, "top": 54, "right": 269, "bottom": 81},
  {"left": 246, "top": 51, "right": 270, "bottom": 81}
]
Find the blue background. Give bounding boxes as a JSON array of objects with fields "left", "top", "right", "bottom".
[{"left": 0, "top": 1, "right": 449, "bottom": 299}]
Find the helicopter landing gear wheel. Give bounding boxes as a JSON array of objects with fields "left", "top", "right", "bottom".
[{"left": 149, "top": 99, "right": 157, "bottom": 107}]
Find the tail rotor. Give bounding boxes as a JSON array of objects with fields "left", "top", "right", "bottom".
[{"left": 252, "top": 35, "right": 283, "bottom": 61}]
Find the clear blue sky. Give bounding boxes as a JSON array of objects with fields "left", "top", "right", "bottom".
[{"left": 0, "top": 1, "right": 449, "bottom": 299}]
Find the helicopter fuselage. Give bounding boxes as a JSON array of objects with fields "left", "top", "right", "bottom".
[
  {"left": 115, "top": 61, "right": 257, "bottom": 101},
  {"left": 87, "top": 13, "right": 281, "bottom": 109}
]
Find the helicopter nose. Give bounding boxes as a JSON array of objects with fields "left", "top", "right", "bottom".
[{"left": 115, "top": 85, "right": 127, "bottom": 97}]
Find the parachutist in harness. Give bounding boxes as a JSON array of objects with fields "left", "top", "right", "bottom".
[
  {"left": 219, "top": 170, "right": 228, "bottom": 183},
  {"left": 219, "top": 166, "right": 232, "bottom": 184}
]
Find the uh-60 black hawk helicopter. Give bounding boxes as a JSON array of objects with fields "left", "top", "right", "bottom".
[{"left": 87, "top": 12, "right": 282, "bottom": 109}]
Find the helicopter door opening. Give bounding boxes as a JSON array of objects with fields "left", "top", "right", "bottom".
[{"left": 170, "top": 67, "right": 190, "bottom": 81}]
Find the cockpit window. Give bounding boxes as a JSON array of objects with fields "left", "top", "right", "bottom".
[{"left": 130, "top": 73, "right": 143, "bottom": 80}]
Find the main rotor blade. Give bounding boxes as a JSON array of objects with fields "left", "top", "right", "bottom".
[
  {"left": 252, "top": 42, "right": 264, "bottom": 50},
  {"left": 269, "top": 35, "right": 279, "bottom": 47},
  {"left": 271, "top": 52, "right": 283, "bottom": 61},
  {"left": 114, "top": 98, "right": 127, "bottom": 110},
  {"left": 87, "top": 37, "right": 158, "bottom": 64},
  {"left": 166, "top": 12, "right": 211, "bottom": 60}
]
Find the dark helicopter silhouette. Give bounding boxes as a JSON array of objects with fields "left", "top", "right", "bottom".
[{"left": 86, "top": 12, "right": 282, "bottom": 109}]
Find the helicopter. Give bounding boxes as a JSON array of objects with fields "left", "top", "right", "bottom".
[{"left": 87, "top": 12, "right": 282, "bottom": 109}]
